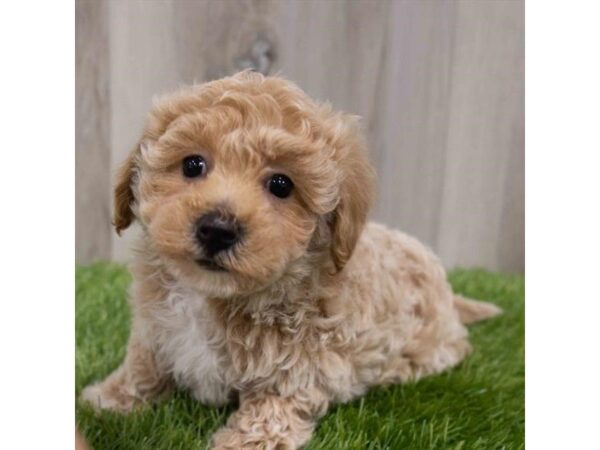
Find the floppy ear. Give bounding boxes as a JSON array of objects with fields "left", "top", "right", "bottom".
[
  {"left": 329, "top": 142, "right": 375, "bottom": 273},
  {"left": 113, "top": 145, "right": 140, "bottom": 235}
]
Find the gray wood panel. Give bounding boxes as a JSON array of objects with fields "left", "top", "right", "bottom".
[
  {"left": 76, "top": 0, "right": 524, "bottom": 272},
  {"left": 75, "top": 0, "right": 112, "bottom": 263},
  {"left": 436, "top": 0, "right": 524, "bottom": 272}
]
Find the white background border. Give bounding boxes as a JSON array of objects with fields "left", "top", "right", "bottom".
[
  {"left": 0, "top": 1, "right": 74, "bottom": 448},
  {"left": 527, "top": 0, "right": 600, "bottom": 448}
]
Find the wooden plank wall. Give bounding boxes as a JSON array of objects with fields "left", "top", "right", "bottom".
[
  {"left": 76, "top": 0, "right": 524, "bottom": 272},
  {"left": 75, "top": 0, "right": 112, "bottom": 263}
]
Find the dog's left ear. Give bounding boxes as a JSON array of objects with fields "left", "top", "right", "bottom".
[
  {"left": 113, "top": 143, "right": 140, "bottom": 235},
  {"left": 329, "top": 135, "right": 375, "bottom": 273}
]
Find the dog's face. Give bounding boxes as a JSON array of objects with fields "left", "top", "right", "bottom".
[{"left": 114, "top": 72, "right": 374, "bottom": 297}]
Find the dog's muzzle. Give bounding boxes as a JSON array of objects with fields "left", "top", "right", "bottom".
[{"left": 195, "top": 210, "right": 242, "bottom": 257}]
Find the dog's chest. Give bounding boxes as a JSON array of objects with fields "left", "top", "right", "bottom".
[{"left": 154, "top": 285, "right": 231, "bottom": 406}]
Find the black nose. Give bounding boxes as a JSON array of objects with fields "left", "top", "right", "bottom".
[{"left": 195, "top": 211, "right": 241, "bottom": 256}]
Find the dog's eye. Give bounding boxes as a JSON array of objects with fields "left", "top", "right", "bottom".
[
  {"left": 182, "top": 155, "right": 207, "bottom": 178},
  {"left": 267, "top": 174, "right": 294, "bottom": 199}
]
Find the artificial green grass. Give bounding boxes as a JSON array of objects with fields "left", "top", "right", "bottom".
[{"left": 76, "top": 263, "right": 524, "bottom": 450}]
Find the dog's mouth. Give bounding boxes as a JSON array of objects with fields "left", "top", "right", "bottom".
[{"left": 195, "top": 258, "right": 228, "bottom": 272}]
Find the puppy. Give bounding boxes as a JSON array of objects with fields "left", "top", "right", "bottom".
[{"left": 81, "top": 71, "right": 501, "bottom": 449}]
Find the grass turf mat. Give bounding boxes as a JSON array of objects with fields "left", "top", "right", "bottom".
[{"left": 76, "top": 263, "right": 524, "bottom": 449}]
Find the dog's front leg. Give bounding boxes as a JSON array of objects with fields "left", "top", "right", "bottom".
[
  {"left": 211, "top": 390, "right": 328, "bottom": 450},
  {"left": 80, "top": 328, "right": 170, "bottom": 414}
]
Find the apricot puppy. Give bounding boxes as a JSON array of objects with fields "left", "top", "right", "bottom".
[{"left": 81, "top": 71, "right": 501, "bottom": 449}]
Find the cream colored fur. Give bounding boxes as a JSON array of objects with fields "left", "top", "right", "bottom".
[{"left": 81, "top": 71, "right": 501, "bottom": 449}]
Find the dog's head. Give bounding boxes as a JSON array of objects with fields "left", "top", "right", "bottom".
[{"left": 115, "top": 71, "right": 374, "bottom": 297}]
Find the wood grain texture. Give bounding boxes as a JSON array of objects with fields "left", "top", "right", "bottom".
[
  {"left": 76, "top": 0, "right": 111, "bottom": 263},
  {"left": 75, "top": 0, "right": 524, "bottom": 272},
  {"left": 436, "top": 0, "right": 524, "bottom": 272}
]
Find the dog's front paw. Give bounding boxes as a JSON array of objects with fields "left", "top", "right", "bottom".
[
  {"left": 211, "top": 426, "right": 292, "bottom": 450},
  {"left": 80, "top": 381, "right": 138, "bottom": 414}
]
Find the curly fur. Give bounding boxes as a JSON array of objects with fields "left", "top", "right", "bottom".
[{"left": 81, "top": 71, "right": 501, "bottom": 449}]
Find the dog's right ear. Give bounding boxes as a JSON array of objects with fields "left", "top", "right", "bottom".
[{"left": 113, "top": 144, "right": 140, "bottom": 235}]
